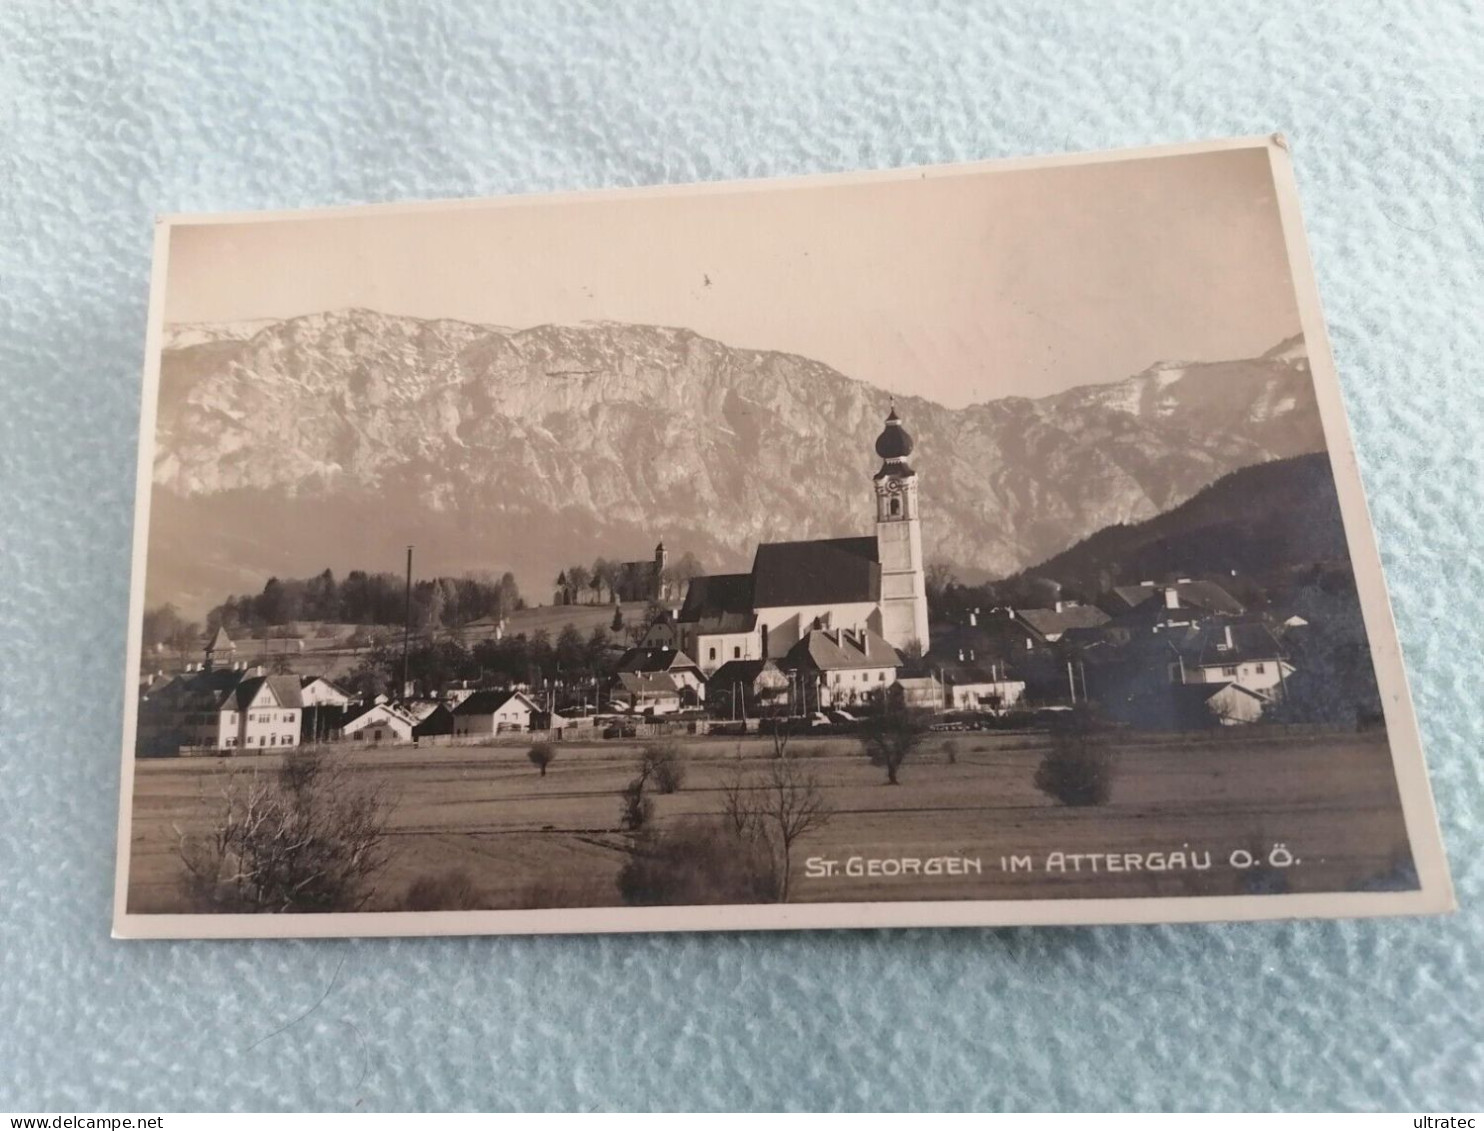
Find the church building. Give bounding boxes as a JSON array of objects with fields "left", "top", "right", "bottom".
[{"left": 677, "top": 406, "right": 931, "bottom": 674}]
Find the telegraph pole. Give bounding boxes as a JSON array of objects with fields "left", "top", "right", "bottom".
[{"left": 402, "top": 544, "right": 413, "bottom": 699}]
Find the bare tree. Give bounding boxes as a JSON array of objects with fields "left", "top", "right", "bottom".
[
  {"left": 757, "top": 758, "right": 831, "bottom": 901},
  {"left": 925, "top": 561, "right": 957, "bottom": 602},
  {"left": 176, "top": 747, "right": 395, "bottom": 913},
  {"left": 618, "top": 772, "right": 653, "bottom": 831},
  {"left": 721, "top": 759, "right": 832, "bottom": 902}
]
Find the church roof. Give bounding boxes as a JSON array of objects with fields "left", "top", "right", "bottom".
[
  {"left": 678, "top": 573, "right": 756, "bottom": 631},
  {"left": 751, "top": 537, "right": 880, "bottom": 608}
]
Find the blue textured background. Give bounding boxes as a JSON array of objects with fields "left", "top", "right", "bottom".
[{"left": 1, "top": 0, "right": 1480, "bottom": 1112}]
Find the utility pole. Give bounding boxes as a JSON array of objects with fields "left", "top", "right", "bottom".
[{"left": 402, "top": 544, "right": 413, "bottom": 700}]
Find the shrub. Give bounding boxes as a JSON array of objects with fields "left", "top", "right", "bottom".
[
  {"left": 859, "top": 710, "right": 926, "bottom": 785},
  {"left": 527, "top": 741, "right": 556, "bottom": 777},
  {"left": 1033, "top": 720, "right": 1114, "bottom": 807},
  {"left": 942, "top": 739, "right": 960, "bottom": 765},
  {"left": 639, "top": 740, "right": 685, "bottom": 794},
  {"left": 402, "top": 868, "right": 484, "bottom": 911},
  {"left": 617, "top": 817, "right": 777, "bottom": 906}
]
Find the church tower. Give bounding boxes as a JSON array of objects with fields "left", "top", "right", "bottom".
[{"left": 873, "top": 405, "right": 930, "bottom": 654}]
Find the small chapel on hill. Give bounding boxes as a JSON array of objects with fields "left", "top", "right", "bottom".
[{"left": 676, "top": 406, "right": 931, "bottom": 674}]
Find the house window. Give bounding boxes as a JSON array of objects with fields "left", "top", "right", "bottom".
[
  {"left": 269, "top": 735, "right": 276, "bottom": 746},
  {"left": 1222, "top": 666, "right": 1238, "bottom": 677},
  {"left": 258, "top": 736, "right": 265, "bottom": 747},
  {"left": 709, "top": 647, "right": 717, "bottom": 661},
  {"left": 733, "top": 646, "right": 742, "bottom": 659},
  {"left": 1255, "top": 663, "right": 1266, "bottom": 674},
  {"left": 878, "top": 672, "right": 885, "bottom": 681},
  {"left": 890, "top": 498, "right": 901, "bottom": 517}
]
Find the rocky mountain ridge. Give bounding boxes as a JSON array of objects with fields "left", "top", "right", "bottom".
[{"left": 147, "top": 310, "right": 1324, "bottom": 614}]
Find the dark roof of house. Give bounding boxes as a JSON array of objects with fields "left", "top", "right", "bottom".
[
  {"left": 1015, "top": 605, "right": 1110, "bottom": 640},
  {"left": 677, "top": 572, "right": 757, "bottom": 631},
  {"left": 615, "top": 646, "right": 703, "bottom": 674},
  {"left": 343, "top": 701, "right": 418, "bottom": 729},
  {"left": 783, "top": 627, "right": 900, "bottom": 672},
  {"left": 230, "top": 674, "right": 304, "bottom": 711},
  {"left": 751, "top": 537, "right": 880, "bottom": 608},
  {"left": 708, "top": 658, "right": 785, "bottom": 686},
  {"left": 1108, "top": 581, "right": 1244, "bottom": 616},
  {"left": 452, "top": 689, "right": 533, "bottom": 716},
  {"left": 1173, "top": 622, "right": 1285, "bottom": 667}
]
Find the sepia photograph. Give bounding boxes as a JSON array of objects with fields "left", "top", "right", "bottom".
[{"left": 114, "top": 136, "right": 1451, "bottom": 937}]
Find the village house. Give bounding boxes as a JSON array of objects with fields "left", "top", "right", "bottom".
[
  {"left": 611, "top": 671, "right": 686, "bottom": 715},
  {"left": 340, "top": 700, "right": 419, "bottom": 744},
  {"left": 707, "top": 658, "right": 790, "bottom": 716},
  {"left": 452, "top": 689, "right": 545, "bottom": 736},
  {"left": 782, "top": 627, "right": 901, "bottom": 710},
  {"left": 941, "top": 665, "right": 1027, "bottom": 713},
  {"left": 638, "top": 609, "right": 682, "bottom": 649},
  {"left": 612, "top": 646, "right": 707, "bottom": 703},
  {"left": 409, "top": 701, "right": 456, "bottom": 738},
  {"left": 1167, "top": 621, "right": 1293, "bottom": 698},
  {"left": 138, "top": 657, "right": 305, "bottom": 755},
  {"left": 299, "top": 675, "right": 352, "bottom": 707},
  {"left": 895, "top": 673, "right": 946, "bottom": 711},
  {"left": 1006, "top": 602, "right": 1111, "bottom": 649},
  {"left": 676, "top": 407, "right": 928, "bottom": 673}
]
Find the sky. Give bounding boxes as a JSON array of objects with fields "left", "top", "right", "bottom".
[{"left": 164, "top": 144, "right": 1304, "bottom": 407}]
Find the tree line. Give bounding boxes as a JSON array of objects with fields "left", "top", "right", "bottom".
[
  {"left": 555, "top": 551, "right": 705, "bottom": 596},
  {"left": 345, "top": 611, "right": 666, "bottom": 700},
  {"left": 206, "top": 568, "right": 525, "bottom": 633}
]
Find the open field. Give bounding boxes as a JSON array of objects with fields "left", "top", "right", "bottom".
[{"left": 124, "top": 728, "right": 1415, "bottom": 914}]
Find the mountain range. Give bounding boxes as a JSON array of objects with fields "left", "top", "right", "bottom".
[{"left": 146, "top": 309, "right": 1325, "bottom": 616}]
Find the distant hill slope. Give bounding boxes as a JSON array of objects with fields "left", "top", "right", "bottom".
[
  {"left": 1011, "top": 452, "right": 1350, "bottom": 593},
  {"left": 146, "top": 310, "right": 1323, "bottom": 615}
]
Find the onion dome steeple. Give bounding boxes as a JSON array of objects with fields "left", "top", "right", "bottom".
[{"left": 873, "top": 402, "right": 916, "bottom": 478}]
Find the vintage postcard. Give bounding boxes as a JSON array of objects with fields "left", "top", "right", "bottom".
[{"left": 114, "top": 136, "right": 1453, "bottom": 938}]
